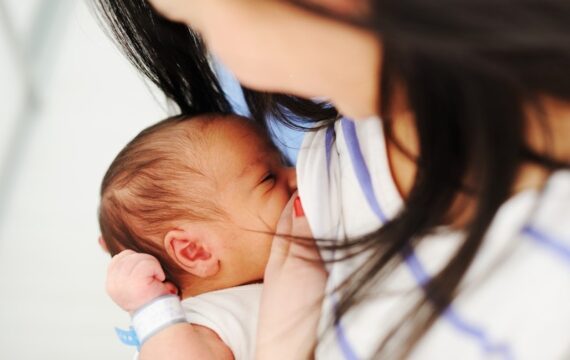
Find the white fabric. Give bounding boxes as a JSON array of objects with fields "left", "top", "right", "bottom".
[
  {"left": 132, "top": 295, "right": 186, "bottom": 345},
  {"left": 297, "top": 116, "right": 570, "bottom": 360},
  {"left": 181, "top": 283, "right": 262, "bottom": 360},
  {"left": 133, "top": 283, "right": 262, "bottom": 360}
]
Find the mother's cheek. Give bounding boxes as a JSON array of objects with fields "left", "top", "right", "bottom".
[{"left": 302, "top": 0, "right": 369, "bottom": 17}]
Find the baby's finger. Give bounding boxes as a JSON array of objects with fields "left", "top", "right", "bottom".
[
  {"left": 163, "top": 282, "right": 178, "bottom": 296},
  {"left": 151, "top": 261, "right": 166, "bottom": 283},
  {"left": 129, "top": 257, "right": 164, "bottom": 282},
  {"left": 130, "top": 253, "right": 166, "bottom": 282},
  {"left": 143, "top": 281, "right": 178, "bottom": 305}
]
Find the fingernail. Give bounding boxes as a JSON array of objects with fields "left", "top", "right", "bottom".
[{"left": 294, "top": 196, "right": 305, "bottom": 217}]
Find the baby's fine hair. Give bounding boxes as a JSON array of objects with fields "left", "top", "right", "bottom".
[{"left": 98, "top": 114, "right": 233, "bottom": 288}]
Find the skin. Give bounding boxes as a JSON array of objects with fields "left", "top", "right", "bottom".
[
  {"left": 109, "top": 116, "right": 298, "bottom": 300},
  {"left": 148, "top": 0, "right": 569, "bottom": 196},
  {"left": 136, "top": 194, "right": 323, "bottom": 360},
  {"left": 107, "top": 250, "right": 234, "bottom": 359},
  {"left": 132, "top": 194, "right": 323, "bottom": 360},
  {"left": 150, "top": 0, "right": 381, "bottom": 119},
  {"left": 256, "top": 195, "right": 326, "bottom": 359},
  {"left": 124, "top": 0, "right": 570, "bottom": 358},
  {"left": 174, "top": 116, "right": 298, "bottom": 298},
  {"left": 107, "top": 116, "right": 301, "bottom": 359},
  {"left": 300, "top": 0, "right": 369, "bottom": 16}
]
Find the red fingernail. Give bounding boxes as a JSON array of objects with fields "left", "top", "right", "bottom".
[{"left": 294, "top": 196, "right": 304, "bottom": 217}]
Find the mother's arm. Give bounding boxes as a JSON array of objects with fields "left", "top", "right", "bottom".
[{"left": 148, "top": 0, "right": 382, "bottom": 120}]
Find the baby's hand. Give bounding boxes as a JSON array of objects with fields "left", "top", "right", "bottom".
[{"left": 106, "top": 250, "right": 177, "bottom": 314}]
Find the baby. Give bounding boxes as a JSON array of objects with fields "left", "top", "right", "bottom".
[{"left": 99, "top": 114, "right": 297, "bottom": 359}]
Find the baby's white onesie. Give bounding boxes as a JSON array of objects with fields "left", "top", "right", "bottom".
[
  {"left": 182, "top": 283, "right": 262, "bottom": 360},
  {"left": 134, "top": 283, "right": 262, "bottom": 360}
]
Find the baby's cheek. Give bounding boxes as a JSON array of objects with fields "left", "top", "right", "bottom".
[
  {"left": 259, "top": 181, "right": 293, "bottom": 231},
  {"left": 253, "top": 232, "right": 273, "bottom": 273},
  {"left": 272, "top": 190, "right": 293, "bottom": 226}
]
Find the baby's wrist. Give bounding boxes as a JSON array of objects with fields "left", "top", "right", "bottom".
[
  {"left": 126, "top": 289, "right": 175, "bottom": 315},
  {"left": 131, "top": 294, "right": 186, "bottom": 346}
]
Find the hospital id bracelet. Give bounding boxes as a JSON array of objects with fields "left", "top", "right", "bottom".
[{"left": 131, "top": 294, "right": 186, "bottom": 346}]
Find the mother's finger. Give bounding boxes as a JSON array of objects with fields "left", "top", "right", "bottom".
[
  {"left": 288, "top": 197, "right": 320, "bottom": 261},
  {"left": 266, "top": 192, "right": 297, "bottom": 270}
]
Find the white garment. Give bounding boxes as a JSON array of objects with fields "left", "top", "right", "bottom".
[
  {"left": 133, "top": 283, "right": 262, "bottom": 360},
  {"left": 297, "top": 117, "right": 570, "bottom": 360},
  {"left": 182, "top": 284, "right": 262, "bottom": 360}
]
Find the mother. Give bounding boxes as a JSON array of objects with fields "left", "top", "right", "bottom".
[{"left": 95, "top": 0, "right": 570, "bottom": 359}]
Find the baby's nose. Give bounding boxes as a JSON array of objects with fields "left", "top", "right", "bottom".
[{"left": 284, "top": 167, "right": 297, "bottom": 192}]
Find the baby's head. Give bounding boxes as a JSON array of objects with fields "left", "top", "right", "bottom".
[{"left": 99, "top": 114, "right": 296, "bottom": 297}]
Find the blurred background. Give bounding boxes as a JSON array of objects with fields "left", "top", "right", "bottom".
[{"left": 0, "top": 0, "right": 168, "bottom": 358}]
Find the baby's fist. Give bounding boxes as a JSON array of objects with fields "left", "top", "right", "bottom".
[{"left": 106, "top": 250, "right": 177, "bottom": 313}]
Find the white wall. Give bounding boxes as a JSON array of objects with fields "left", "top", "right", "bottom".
[
  {"left": 0, "top": 0, "right": 25, "bottom": 174},
  {"left": 0, "top": 1, "right": 169, "bottom": 358}
]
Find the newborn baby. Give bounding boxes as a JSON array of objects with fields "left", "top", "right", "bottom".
[{"left": 99, "top": 114, "right": 297, "bottom": 359}]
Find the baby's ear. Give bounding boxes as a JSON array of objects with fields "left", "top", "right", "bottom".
[
  {"left": 98, "top": 236, "right": 109, "bottom": 253},
  {"left": 163, "top": 228, "right": 220, "bottom": 278}
]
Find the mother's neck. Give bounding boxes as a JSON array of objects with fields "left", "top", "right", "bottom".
[
  {"left": 384, "top": 92, "right": 570, "bottom": 227},
  {"left": 525, "top": 96, "right": 570, "bottom": 166},
  {"left": 387, "top": 93, "right": 570, "bottom": 198}
]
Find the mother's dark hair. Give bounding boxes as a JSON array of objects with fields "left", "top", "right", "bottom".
[
  {"left": 330, "top": 0, "right": 570, "bottom": 357},
  {"left": 92, "top": 0, "right": 570, "bottom": 358},
  {"left": 92, "top": 0, "right": 337, "bottom": 131}
]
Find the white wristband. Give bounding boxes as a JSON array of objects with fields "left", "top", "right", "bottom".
[{"left": 131, "top": 295, "right": 186, "bottom": 346}]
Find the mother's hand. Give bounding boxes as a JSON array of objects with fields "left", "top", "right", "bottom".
[{"left": 256, "top": 194, "right": 328, "bottom": 360}]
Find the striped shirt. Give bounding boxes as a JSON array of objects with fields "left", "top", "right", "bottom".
[{"left": 297, "top": 117, "right": 570, "bottom": 360}]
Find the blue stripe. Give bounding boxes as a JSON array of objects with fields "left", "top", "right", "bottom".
[
  {"left": 324, "top": 123, "right": 359, "bottom": 360},
  {"left": 325, "top": 125, "right": 335, "bottom": 173},
  {"left": 404, "top": 252, "right": 514, "bottom": 360},
  {"left": 402, "top": 247, "right": 430, "bottom": 286},
  {"left": 333, "top": 295, "right": 360, "bottom": 360},
  {"left": 334, "top": 326, "right": 359, "bottom": 360},
  {"left": 522, "top": 226, "right": 570, "bottom": 266},
  {"left": 338, "top": 117, "right": 513, "bottom": 360},
  {"left": 341, "top": 120, "right": 388, "bottom": 223}
]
